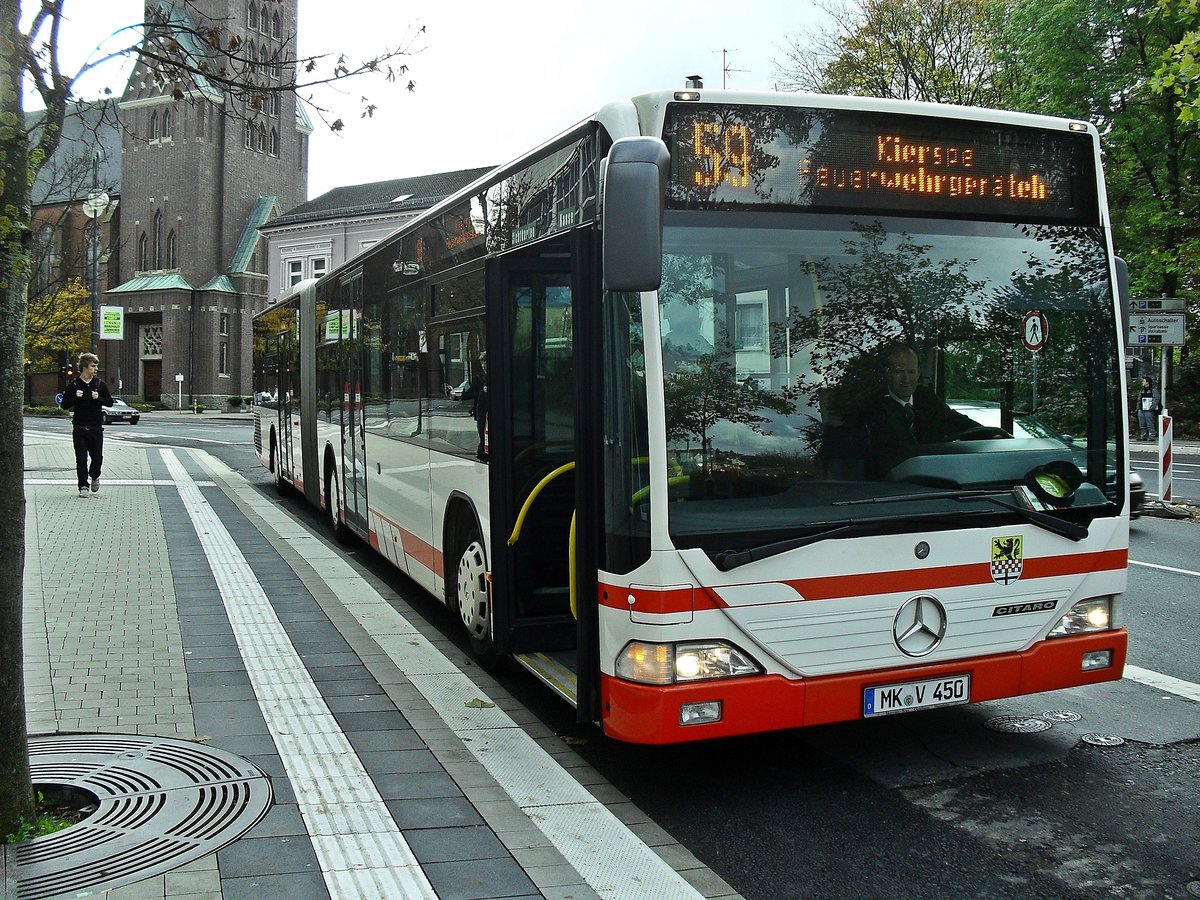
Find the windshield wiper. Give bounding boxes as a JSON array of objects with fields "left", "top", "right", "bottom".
[
  {"left": 711, "top": 521, "right": 859, "bottom": 571},
  {"left": 835, "top": 488, "right": 1088, "bottom": 542}
]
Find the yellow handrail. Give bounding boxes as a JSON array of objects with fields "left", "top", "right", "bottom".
[
  {"left": 507, "top": 460, "right": 577, "bottom": 619},
  {"left": 507, "top": 460, "right": 575, "bottom": 545}
]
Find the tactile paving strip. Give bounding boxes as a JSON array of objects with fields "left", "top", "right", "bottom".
[{"left": 16, "top": 734, "right": 272, "bottom": 899}]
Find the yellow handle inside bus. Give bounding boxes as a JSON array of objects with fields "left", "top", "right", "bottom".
[{"left": 508, "top": 461, "right": 577, "bottom": 619}]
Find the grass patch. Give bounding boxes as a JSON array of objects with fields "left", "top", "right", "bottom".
[{"left": 3, "top": 788, "right": 96, "bottom": 844}]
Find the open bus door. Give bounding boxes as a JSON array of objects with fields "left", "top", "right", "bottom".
[
  {"left": 337, "top": 269, "right": 369, "bottom": 535},
  {"left": 486, "top": 228, "right": 602, "bottom": 724},
  {"left": 276, "top": 328, "right": 296, "bottom": 485}
]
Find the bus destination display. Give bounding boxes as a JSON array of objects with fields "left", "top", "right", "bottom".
[{"left": 664, "top": 104, "right": 1098, "bottom": 223}]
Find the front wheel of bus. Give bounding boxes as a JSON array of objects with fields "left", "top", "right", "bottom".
[{"left": 455, "top": 531, "right": 500, "bottom": 668}]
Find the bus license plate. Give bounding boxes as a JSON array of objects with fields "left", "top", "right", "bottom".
[{"left": 863, "top": 674, "right": 971, "bottom": 717}]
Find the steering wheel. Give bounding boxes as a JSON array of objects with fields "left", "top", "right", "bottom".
[{"left": 949, "top": 425, "right": 1012, "bottom": 441}]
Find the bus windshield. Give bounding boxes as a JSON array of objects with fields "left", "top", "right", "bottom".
[{"left": 657, "top": 211, "right": 1122, "bottom": 551}]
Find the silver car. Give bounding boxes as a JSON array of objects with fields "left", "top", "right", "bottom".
[{"left": 102, "top": 397, "right": 140, "bottom": 425}]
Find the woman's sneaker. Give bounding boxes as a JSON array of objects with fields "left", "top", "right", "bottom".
[
  {"left": 79, "top": 488, "right": 89, "bottom": 499},
  {"left": 90, "top": 477, "right": 100, "bottom": 494}
]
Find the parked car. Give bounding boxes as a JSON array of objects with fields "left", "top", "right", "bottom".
[
  {"left": 103, "top": 397, "right": 140, "bottom": 425},
  {"left": 952, "top": 402, "right": 1143, "bottom": 518}
]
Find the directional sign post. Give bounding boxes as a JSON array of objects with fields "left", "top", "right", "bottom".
[{"left": 1128, "top": 298, "right": 1188, "bottom": 508}]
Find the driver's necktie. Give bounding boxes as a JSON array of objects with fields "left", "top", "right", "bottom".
[{"left": 903, "top": 403, "right": 915, "bottom": 436}]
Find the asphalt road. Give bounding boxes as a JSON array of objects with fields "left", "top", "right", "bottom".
[{"left": 30, "top": 417, "right": 1200, "bottom": 899}]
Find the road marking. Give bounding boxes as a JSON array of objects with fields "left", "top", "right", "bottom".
[
  {"left": 25, "top": 478, "right": 216, "bottom": 487},
  {"left": 1129, "top": 559, "right": 1200, "bottom": 578},
  {"left": 1123, "top": 665, "right": 1200, "bottom": 703},
  {"left": 162, "top": 449, "right": 438, "bottom": 899},
  {"left": 192, "top": 449, "right": 706, "bottom": 900}
]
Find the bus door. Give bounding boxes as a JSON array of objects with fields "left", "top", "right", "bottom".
[
  {"left": 276, "top": 328, "right": 296, "bottom": 482},
  {"left": 487, "top": 229, "right": 602, "bottom": 722},
  {"left": 338, "top": 269, "right": 369, "bottom": 534}
]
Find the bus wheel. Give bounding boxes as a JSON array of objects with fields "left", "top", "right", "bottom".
[
  {"left": 454, "top": 530, "right": 500, "bottom": 667},
  {"left": 324, "top": 463, "right": 350, "bottom": 544}
]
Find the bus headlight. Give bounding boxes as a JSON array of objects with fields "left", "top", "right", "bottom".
[
  {"left": 1048, "top": 596, "right": 1113, "bottom": 637},
  {"left": 616, "top": 640, "right": 762, "bottom": 685}
]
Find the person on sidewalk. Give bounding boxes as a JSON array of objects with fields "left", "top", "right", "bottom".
[
  {"left": 1137, "top": 376, "right": 1161, "bottom": 441},
  {"left": 60, "top": 352, "right": 113, "bottom": 497}
]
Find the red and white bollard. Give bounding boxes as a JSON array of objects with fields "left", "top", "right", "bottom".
[{"left": 1158, "top": 408, "right": 1173, "bottom": 502}]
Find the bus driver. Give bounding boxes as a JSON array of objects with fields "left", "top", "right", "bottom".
[{"left": 863, "top": 344, "right": 980, "bottom": 479}]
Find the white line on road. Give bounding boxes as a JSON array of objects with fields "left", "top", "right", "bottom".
[
  {"left": 193, "top": 449, "right": 706, "bottom": 900},
  {"left": 1129, "top": 559, "right": 1200, "bottom": 578},
  {"left": 162, "top": 449, "right": 438, "bottom": 899},
  {"left": 1123, "top": 665, "right": 1200, "bottom": 703}
]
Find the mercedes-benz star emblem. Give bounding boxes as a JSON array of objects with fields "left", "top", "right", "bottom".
[{"left": 893, "top": 595, "right": 948, "bottom": 657}]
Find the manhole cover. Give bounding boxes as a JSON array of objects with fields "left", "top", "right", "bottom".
[
  {"left": 16, "top": 734, "right": 272, "bottom": 900},
  {"left": 984, "top": 715, "right": 1052, "bottom": 734},
  {"left": 1080, "top": 732, "right": 1125, "bottom": 747},
  {"left": 1042, "top": 709, "right": 1083, "bottom": 722}
]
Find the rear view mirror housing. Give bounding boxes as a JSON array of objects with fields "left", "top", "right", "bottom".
[{"left": 602, "top": 137, "right": 670, "bottom": 292}]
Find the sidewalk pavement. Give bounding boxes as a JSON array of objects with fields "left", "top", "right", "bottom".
[{"left": 17, "top": 432, "right": 742, "bottom": 900}]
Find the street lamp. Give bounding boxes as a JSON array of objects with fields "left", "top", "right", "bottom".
[{"left": 82, "top": 152, "right": 109, "bottom": 355}]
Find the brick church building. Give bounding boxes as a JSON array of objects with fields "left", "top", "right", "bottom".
[{"left": 102, "top": 0, "right": 308, "bottom": 406}]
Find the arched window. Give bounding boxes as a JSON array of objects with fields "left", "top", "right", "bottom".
[
  {"left": 153, "top": 210, "right": 163, "bottom": 269},
  {"left": 138, "top": 232, "right": 149, "bottom": 271},
  {"left": 272, "top": 11, "right": 281, "bottom": 38},
  {"left": 244, "top": 120, "right": 254, "bottom": 149},
  {"left": 149, "top": 111, "right": 159, "bottom": 141},
  {"left": 166, "top": 229, "right": 177, "bottom": 268},
  {"left": 268, "top": 128, "right": 278, "bottom": 156},
  {"left": 247, "top": 3, "right": 257, "bottom": 29},
  {"left": 259, "top": 45, "right": 269, "bottom": 78},
  {"left": 257, "top": 123, "right": 266, "bottom": 152},
  {"left": 247, "top": 41, "right": 257, "bottom": 72},
  {"left": 267, "top": 92, "right": 278, "bottom": 116},
  {"left": 162, "top": 108, "right": 172, "bottom": 139}
]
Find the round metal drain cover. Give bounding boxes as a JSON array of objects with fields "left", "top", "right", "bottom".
[
  {"left": 16, "top": 734, "right": 273, "bottom": 900},
  {"left": 984, "top": 715, "right": 1052, "bottom": 734},
  {"left": 1081, "top": 732, "right": 1125, "bottom": 747},
  {"left": 1042, "top": 709, "right": 1083, "bottom": 723}
]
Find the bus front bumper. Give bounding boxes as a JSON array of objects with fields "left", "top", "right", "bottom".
[{"left": 599, "top": 629, "right": 1127, "bottom": 745}]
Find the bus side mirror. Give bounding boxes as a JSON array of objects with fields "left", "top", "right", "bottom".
[
  {"left": 602, "top": 137, "right": 670, "bottom": 292},
  {"left": 1115, "top": 256, "right": 1130, "bottom": 339}
]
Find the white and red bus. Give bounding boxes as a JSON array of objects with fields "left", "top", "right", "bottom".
[{"left": 254, "top": 88, "right": 1130, "bottom": 744}]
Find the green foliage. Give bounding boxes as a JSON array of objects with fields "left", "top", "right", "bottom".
[
  {"left": 3, "top": 793, "right": 76, "bottom": 844},
  {"left": 22, "top": 406, "right": 68, "bottom": 417}
]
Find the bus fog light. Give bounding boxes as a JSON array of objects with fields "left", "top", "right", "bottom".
[
  {"left": 674, "top": 642, "right": 762, "bottom": 682},
  {"left": 680, "top": 700, "right": 722, "bottom": 725},
  {"left": 1082, "top": 650, "right": 1112, "bottom": 671},
  {"left": 616, "top": 642, "right": 673, "bottom": 684},
  {"left": 1049, "top": 597, "right": 1112, "bottom": 637}
]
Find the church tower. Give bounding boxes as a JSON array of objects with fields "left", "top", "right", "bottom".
[{"left": 107, "top": 0, "right": 309, "bottom": 404}]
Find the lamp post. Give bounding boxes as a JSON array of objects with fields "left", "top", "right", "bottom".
[{"left": 82, "top": 152, "right": 109, "bottom": 356}]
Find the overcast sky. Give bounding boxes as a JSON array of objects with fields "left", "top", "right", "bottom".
[{"left": 26, "top": 1, "right": 824, "bottom": 200}]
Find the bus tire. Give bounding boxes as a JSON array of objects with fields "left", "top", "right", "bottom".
[
  {"left": 324, "top": 458, "right": 351, "bottom": 544},
  {"left": 452, "top": 527, "right": 501, "bottom": 668}
]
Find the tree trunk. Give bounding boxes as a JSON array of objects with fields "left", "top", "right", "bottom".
[{"left": 0, "top": 0, "right": 36, "bottom": 839}]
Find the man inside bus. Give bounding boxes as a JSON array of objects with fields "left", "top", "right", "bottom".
[{"left": 862, "top": 343, "right": 983, "bottom": 479}]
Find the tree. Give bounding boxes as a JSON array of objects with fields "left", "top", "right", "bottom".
[
  {"left": 25, "top": 278, "right": 90, "bottom": 371},
  {"left": 1, "top": 0, "right": 419, "bottom": 839},
  {"left": 775, "top": 0, "right": 1014, "bottom": 107},
  {"left": 1001, "top": 0, "right": 1200, "bottom": 302}
]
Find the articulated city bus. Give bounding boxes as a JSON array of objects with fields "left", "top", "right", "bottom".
[{"left": 253, "top": 88, "right": 1130, "bottom": 744}]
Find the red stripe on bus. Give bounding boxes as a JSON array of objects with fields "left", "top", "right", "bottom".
[
  {"left": 370, "top": 509, "right": 444, "bottom": 578},
  {"left": 601, "top": 549, "right": 1127, "bottom": 612},
  {"left": 599, "top": 629, "right": 1127, "bottom": 744},
  {"left": 598, "top": 584, "right": 696, "bottom": 614}
]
